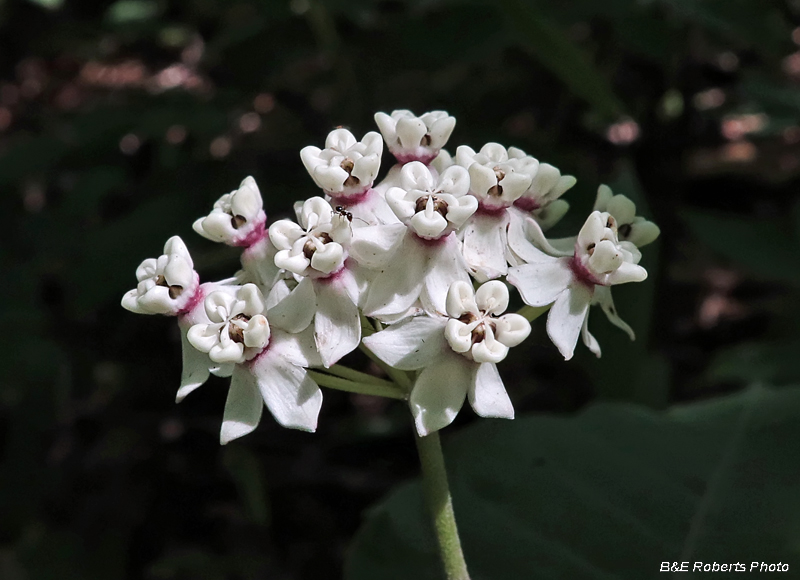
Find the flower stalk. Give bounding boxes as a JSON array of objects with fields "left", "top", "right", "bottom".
[
  {"left": 415, "top": 430, "right": 471, "bottom": 580},
  {"left": 307, "top": 370, "right": 407, "bottom": 400}
]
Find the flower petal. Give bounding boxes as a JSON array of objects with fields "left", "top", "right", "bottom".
[
  {"left": 595, "top": 286, "right": 635, "bottom": 341},
  {"left": 269, "top": 326, "right": 324, "bottom": 369},
  {"left": 267, "top": 276, "right": 317, "bottom": 333},
  {"left": 469, "top": 362, "right": 514, "bottom": 419},
  {"left": 410, "top": 352, "right": 472, "bottom": 436},
  {"left": 350, "top": 223, "right": 407, "bottom": 269},
  {"left": 249, "top": 351, "right": 323, "bottom": 431},
  {"left": 581, "top": 310, "right": 602, "bottom": 358},
  {"left": 362, "top": 315, "right": 448, "bottom": 370},
  {"left": 507, "top": 259, "right": 572, "bottom": 307},
  {"left": 314, "top": 279, "right": 361, "bottom": 367},
  {"left": 546, "top": 283, "right": 593, "bottom": 360},
  {"left": 420, "top": 236, "right": 470, "bottom": 317},
  {"left": 220, "top": 364, "right": 264, "bottom": 444},
  {"left": 462, "top": 213, "right": 509, "bottom": 281},
  {"left": 176, "top": 322, "right": 211, "bottom": 402},
  {"left": 363, "top": 234, "right": 426, "bottom": 318}
]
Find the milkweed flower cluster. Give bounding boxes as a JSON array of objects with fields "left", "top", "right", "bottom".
[{"left": 122, "top": 109, "right": 659, "bottom": 441}]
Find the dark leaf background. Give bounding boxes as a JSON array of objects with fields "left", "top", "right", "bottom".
[{"left": 2, "top": 0, "right": 800, "bottom": 578}]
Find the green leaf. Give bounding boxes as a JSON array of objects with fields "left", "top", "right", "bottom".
[
  {"left": 682, "top": 210, "right": 800, "bottom": 284},
  {"left": 347, "top": 386, "right": 800, "bottom": 579},
  {"left": 497, "top": 0, "right": 624, "bottom": 119}
]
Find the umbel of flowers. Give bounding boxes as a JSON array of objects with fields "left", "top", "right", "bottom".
[{"left": 122, "top": 109, "right": 659, "bottom": 443}]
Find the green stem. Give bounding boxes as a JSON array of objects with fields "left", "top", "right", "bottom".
[
  {"left": 415, "top": 431, "right": 471, "bottom": 580},
  {"left": 325, "top": 364, "right": 398, "bottom": 390},
  {"left": 308, "top": 370, "right": 406, "bottom": 400}
]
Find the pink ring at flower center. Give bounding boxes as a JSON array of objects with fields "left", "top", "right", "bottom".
[
  {"left": 568, "top": 256, "right": 601, "bottom": 289},
  {"left": 176, "top": 275, "right": 204, "bottom": 317},
  {"left": 513, "top": 197, "right": 541, "bottom": 212},
  {"left": 233, "top": 217, "right": 268, "bottom": 248}
]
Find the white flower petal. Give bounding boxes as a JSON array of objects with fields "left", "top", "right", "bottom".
[
  {"left": 268, "top": 220, "right": 304, "bottom": 251},
  {"left": 444, "top": 319, "right": 474, "bottom": 353},
  {"left": 581, "top": 309, "right": 602, "bottom": 358},
  {"left": 469, "top": 362, "right": 514, "bottom": 419},
  {"left": 121, "top": 289, "right": 148, "bottom": 314},
  {"left": 507, "top": 258, "right": 571, "bottom": 307},
  {"left": 350, "top": 223, "right": 406, "bottom": 269},
  {"left": 588, "top": 239, "right": 623, "bottom": 274},
  {"left": 462, "top": 213, "right": 509, "bottom": 281},
  {"left": 628, "top": 219, "right": 661, "bottom": 247},
  {"left": 362, "top": 315, "right": 448, "bottom": 370},
  {"left": 220, "top": 365, "right": 264, "bottom": 444},
  {"left": 396, "top": 116, "right": 427, "bottom": 149},
  {"left": 546, "top": 284, "right": 593, "bottom": 360},
  {"left": 230, "top": 176, "right": 263, "bottom": 219},
  {"left": 363, "top": 235, "right": 426, "bottom": 318},
  {"left": 270, "top": 326, "right": 324, "bottom": 369},
  {"left": 385, "top": 187, "right": 416, "bottom": 222},
  {"left": 176, "top": 322, "right": 211, "bottom": 402},
  {"left": 187, "top": 322, "right": 222, "bottom": 353},
  {"left": 243, "top": 315, "right": 270, "bottom": 349},
  {"left": 267, "top": 276, "right": 316, "bottom": 333},
  {"left": 594, "top": 286, "right": 635, "bottom": 341},
  {"left": 468, "top": 163, "right": 496, "bottom": 198},
  {"left": 471, "top": 325, "right": 509, "bottom": 364},
  {"left": 249, "top": 350, "right": 323, "bottom": 431},
  {"left": 606, "top": 261, "right": 648, "bottom": 285},
  {"left": 420, "top": 236, "right": 471, "bottom": 317},
  {"left": 410, "top": 352, "right": 472, "bottom": 436},
  {"left": 314, "top": 279, "right": 361, "bottom": 367}
]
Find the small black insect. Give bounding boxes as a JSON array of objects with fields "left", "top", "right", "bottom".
[{"left": 333, "top": 205, "right": 353, "bottom": 222}]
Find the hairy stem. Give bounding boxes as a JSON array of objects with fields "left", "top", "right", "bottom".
[{"left": 415, "top": 431, "right": 471, "bottom": 580}]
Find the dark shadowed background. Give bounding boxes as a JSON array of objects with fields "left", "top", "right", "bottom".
[{"left": 2, "top": 0, "right": 800, "bottom": 578}]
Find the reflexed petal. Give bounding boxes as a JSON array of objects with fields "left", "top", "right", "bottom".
[
  {"left": 326, "top": 128, "right": 357, "bottom": 151},
  {"left": 269, "top": 326, "right": 323, "bottom": 370},
  {"left": 421, "top": 237, "right": 470, "bottom": 317},
  {"left": 577, "top": 211, "right": 605, "bottom": 249},
  {"left": 445, "top": 194, "right": 478, "bottom": 228},
  {"left": 410, "top": 352, "right": 472, "bottom": 436},
  {"left": 314, "top": 164, "right": 349, "bottom": 193},
  {"left": 454, "top": 145, "right": 478, "bottom": 167},
  {"left": 428, "top": 115, "right": 456, "bottom": 148},
  {"left": 249, "top": 351, "right": 323, "bottom": 431},
  {"left": 136, "top": 286, "right": 173, "bottom": 314},
  {"left": 581, "top": 311, "right": 602, "bottom": 358},
  {"left": 469, "top": 362, "right": 514, "bottom": 419},
  {"left": 362, "top": 315, "right": 448, "bottom": 370},
  {"left": 410, "top": 205, "right": 448, "bottom": 238},
  {"left": 462, "top": 213, "right": 509, "bottom": 281},
  {"left": 374, "top": 112, "right": 397, "bottom": 142},
  {"left": 220, "top": 365, "right": 264, "bottom": 444},
  {"left": 507, "top": 260, "right": 571, "bottom": 307},
  {"left": 209, "top": 338, "right": 245, "bottom": 364},
  {"left": 163, "top": 236, "right": 191, "bottom": 263},
  {"left": 164, "top": 256, "right": 194, "bottom": 288},
  {"left": 197, "top": 211, "right": 233, "bottom": 242},
  {"left": 546, "top": 283, "right": 593, "bottom": 360},
  {"left": 267, "top": 276, "right": 316, "bottom": 333},
  {"left": 498, "top": 171, "right": 531, "bottom": 202},
  {"left": 274, "top": 249, "right": 311, "bottom": 275},
  {"left": 350, "top": 224, "right": 406, "bottom": 269},
  {"left": 475, "top": 280, "right": 509, "bottom": 315},
  {"left": 363, "top": 234, "right": 426, "bottom": 318},
  {"left": 595, "top": 286, "right": 635, "bottom": 340},
  {"left": 135, "top": 258, "right": 158, "bottom": 282},
  {"left": 177, "top": 322, "right": 211, "bottom": 402},
  {"left": 314, "top": 280, "right": 361, "bottom": 367},
  {"left": 204, "top": 290, "right": 236, "bottom": 322},
  {"left": 352, "top": 154, "right": 380, "bottom": 185}
]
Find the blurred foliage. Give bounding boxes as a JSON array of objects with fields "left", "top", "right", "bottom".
[
  {"left": 1, "top": 0, "right": 800, "bottom": 578},
  {"left": 348, "top": 386, "right": 800, "bottom": 579}
]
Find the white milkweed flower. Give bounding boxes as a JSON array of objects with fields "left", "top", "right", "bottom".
[
  {"left": 363, "top": 280, "right": 530, "bottom": 436},
  {"left": 268, "top": 197, "right": 367, "bottom": 367},
  {"left": 455, "top": 143, "right": 538, "bottom": 281},
  {"left": 187, "top": 284, "right": 270, "bottom": 365},
  {"left": 507, "top": 211, "right": 647, "bottom": 360},
  {"left": 508, "top": 147, "right": 575, "bottom": 231},
  {"left": 121, "top": 236, "right": 201, "bottom": 316},
  {"left": 374, "top": 110, "right": 456, "bottom": 165},
  {"left": 121, "top": 236, "right": 236, "bottom": 402},
  {"left": 193, "top": 177, "right": 267, "bottom": 247},
  {"left": 184, "top": 282, "right": 326, "bottom": 444},
  {"left": 300, "top": 128, "right": 383, "bottom": 199},
  {"left": 593, "top": 184, "right": 660, "bottom": 247},
  {"left": 352, "top": 162, "right": 476, "bottom": 319}
]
